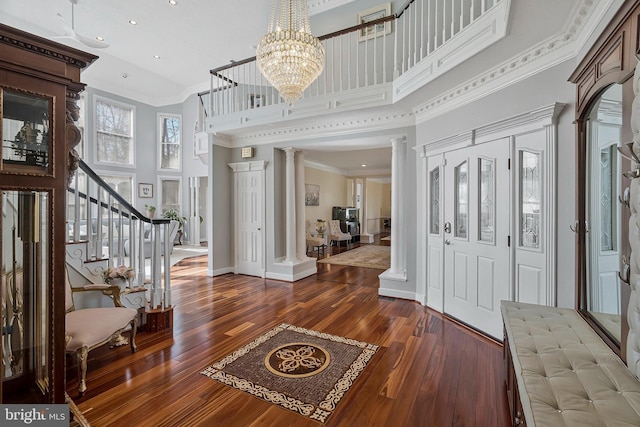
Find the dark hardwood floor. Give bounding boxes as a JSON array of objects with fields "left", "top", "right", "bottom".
[{"left": 67, "top": 235, "right": 511, "bottom": 426}]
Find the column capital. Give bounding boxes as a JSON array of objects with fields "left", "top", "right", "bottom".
[{"left": 390, "top": 136, "right": 407, "bottom": 146}]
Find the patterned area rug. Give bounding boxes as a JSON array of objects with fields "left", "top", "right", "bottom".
[
  {"left": 318, "top": 245, "right": 390, "bottom": 269},
  {"left": 201, "top": 324, "right": 378, "bottom": 423}
]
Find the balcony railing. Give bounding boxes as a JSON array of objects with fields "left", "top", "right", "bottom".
[
  {"left": 208, "top": 0, "right": 503, "bottom": 122},
  {"left": 66, "top": 159, "right": 172, "bottom": 309}
]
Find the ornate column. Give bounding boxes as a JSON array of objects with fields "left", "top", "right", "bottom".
[
  {"left": 389, "top": 137, "right": 406, "bottom": 275},
  {"left": 360, "top": 177, "right": 373, "bottom": 243},
  {"left": 284, "top": 147, "right": 298, "bottom": 262},
  {"left": 295, "top": 150, "right": 307, "bottom": 260},
  {"left": 361, "top": 178, "right": 367, "bottom": 234}
]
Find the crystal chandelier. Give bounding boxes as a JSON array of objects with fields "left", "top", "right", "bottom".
[{"left": 256, "top": 0, "right": 325, "bottom": 105}]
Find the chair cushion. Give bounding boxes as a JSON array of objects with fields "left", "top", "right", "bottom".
[{"left": 66, "top": 307, "right": 137, "bottom": 351}]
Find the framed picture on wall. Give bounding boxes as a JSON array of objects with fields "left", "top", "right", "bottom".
[
  {"left": 138, "top": 183, "right": 153, "bottom": 198},
  {"left": 249, "top": 94, "right": 264, "bottom": 108},
  {"left": 357, "top": 3, "right": 392, "bottom": 42},
  {"left": 305, "top": 184, "right": 320, "bottom": 206}
]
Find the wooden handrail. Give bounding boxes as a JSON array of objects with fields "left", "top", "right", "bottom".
[
  {"left": 67, "top": 187, "right": 170, "bottom": 225},
  {"left": 76, "top": 159, "right": 167, "bottom": 224},
  {"left": 209, "top": 12, "right": 398, "bottom": 75}
]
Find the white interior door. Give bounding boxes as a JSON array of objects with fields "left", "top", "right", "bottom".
[
  {"left": 235, "top": 169, "right": 263, "bottom": 276},
  {"left": 443, "top": 139, "right": 510, "bottom": 339},
  {"left": 198, "top": 176, "right": 208, "bottom": 243}
]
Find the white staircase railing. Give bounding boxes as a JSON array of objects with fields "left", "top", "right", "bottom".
[
  {"left": 66, "top": 159, "right": 172, "bottom": 309},
  {"left": 208, "top": 0, "right": 502, "bottom": 119}
]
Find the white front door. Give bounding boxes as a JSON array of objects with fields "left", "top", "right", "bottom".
[
  {"left": 443, "top": 139, "right": 510, "bottom": 339},
  {"left": 235, "top": 169, "right": 263, "bottom": 277}
]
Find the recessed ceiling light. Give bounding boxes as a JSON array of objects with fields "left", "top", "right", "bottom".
[
  {"left": 96, "top": 36, "right": 104, "bottom": 41},
  {"left": 128, "top": 20, "right": 137, "bottom": 25},
  {"left": 361, "top": 164, "right": 367, "bottom": 167},
  {"left": 153, "top": 55, "right": 160, "bottom": 59},
  {"left": 169, "top": 0, "right": 178, "bottom": 4},
  {"left": 121, "top": 73, "right": 129, "bottom": 79}
]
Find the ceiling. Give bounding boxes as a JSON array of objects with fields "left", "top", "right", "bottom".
[
  {"left": 0, "top": 0, "right": 610, "bottom": 174},
  {"left": 0, "top": 0, "right": 274, "bottom": 106}
]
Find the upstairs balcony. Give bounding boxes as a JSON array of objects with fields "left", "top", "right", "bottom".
[{"left": 205, "top": 0, "right": 510, "bottom": 135}]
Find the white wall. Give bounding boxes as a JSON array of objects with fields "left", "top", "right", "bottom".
[{"left": 304, "top": 166, "right": 348, "bottom": 229}]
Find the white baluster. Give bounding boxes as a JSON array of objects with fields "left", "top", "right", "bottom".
[
  {"left": 323, "top": 39, "right": 328, "bottom": 96},
  {"left": 393, "top": 7, "right": 399, "bottom": 78},
  {"left": 374, "top": 22, "right": 378, "bottom": 85},
  {"left": 442, "top": 0, "right": 447, "bottom": 43},
  {"left": 107, "top": 195, "right": 113, "bottom": 265},
  {"left": 339, "top": 35, "right": 343, "bottom": 92},
  {"left": 357, "top": 30, "right": 361, "bottom": 87},
  {"left": 426, "top": 0, "right": 431, "bottom": 56},
  {"left": 348, "top": 32, "right": 352, "bottom": 90},
  {"left": 163, "top": 221, "right": 171, "bottom": 308},
  {"left": 414, "top": 2, "right": 418, "bottom": 67},
  {"left": 470, "top": 0, "right": 475, "bottom": 23},
  {"left": 137, "top": 218, "right": 145, "bottom": 286},
  {"left": 96, "top": 184, "right": 103, "bottom": 258}
]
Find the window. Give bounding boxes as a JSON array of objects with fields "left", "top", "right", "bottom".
[
  {"left": 519, "top": 150, "right": 541, "bottom": 249},
  {"left": 158, "top": 113, "right": 181, "bottom": 171},
  {"left": 97, "top": 172, "right": 134, "bottom": 206},
  {"left": 478, "top": 158, "right": 495, "bottom": 243},
  {"left": 429, "top": 167, "right": 440, "bottom": 234},
  {"left": 158, "top": 176, "right": 181, "bottom": 215},
  {"left": 454, "top": 161, "right": 468, "bottom": 239},
  {"left": 95, "top": 96, "right": 134, "bottom": 166}
]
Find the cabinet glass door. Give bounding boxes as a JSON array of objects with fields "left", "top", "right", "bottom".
[
  {"left": 1, "top": 89, "right": 52, "bottom": 174},
  {"left": 1, "top": 190, "right": 50, "bottom": 400}
]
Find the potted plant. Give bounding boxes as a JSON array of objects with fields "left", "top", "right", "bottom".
[
  {"left": 144, "top": 204, "right": 156, "bottom": 218},
  {"left": 162, "top": 208, "right": 187, "bottom": 244}
]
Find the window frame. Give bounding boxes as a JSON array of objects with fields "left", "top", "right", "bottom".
[
  {"left": 157, "top": 112, "right": 182, "bottom": 172},
  {"left": 94, "top": 95, "right": 136, "bottom": 168},
  {"left": 94, "top": 169, "right": 136, "bottom": 207},
  {"left": 157, "top": 175, "right": 182, "bottom": 216}
]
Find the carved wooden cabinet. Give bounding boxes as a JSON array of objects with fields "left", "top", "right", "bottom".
[
  {"left": 569, "top": 0, "right": 640, "bottom": 363},
  {"left": 0, "top": 24, "right": 96, "bottom": 403}
]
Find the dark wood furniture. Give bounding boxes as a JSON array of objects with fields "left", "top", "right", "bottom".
[
  {"left": 0, "top": 23, "right": 96, "bottom": 404},
  {"left": 568, "top": 0, "right": 640, "bottom": 362}
]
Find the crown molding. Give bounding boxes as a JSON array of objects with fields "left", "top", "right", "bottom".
[
  {"left": 414, "top": 103, "right": 566, "bottom": 156},
  {"left": 212, "top": 133, "right": 234, "bottom": 148},
  {"left": 304, "top": 160, "right": 347, "bottom": 176},
  {"left": 230, "top": 111, "right": 414, "bottom": 147},
  {"left": 346, "top": 168, "right": 391, "bottom": 177}
]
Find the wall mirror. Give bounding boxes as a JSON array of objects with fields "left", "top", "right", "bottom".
[{"left": 583, "top": 83, "right": 624, "bottom": 346}]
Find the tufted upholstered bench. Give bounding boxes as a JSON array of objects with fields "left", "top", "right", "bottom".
[{"left": 501, "top": 301, "right": 640, "bottom": 426}]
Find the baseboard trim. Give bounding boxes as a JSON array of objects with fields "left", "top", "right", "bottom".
[
  {"left": 378, "top": 287, "right": 416, "bottom": 301},
  {"left": 209, "top": 267, "right": 234, "bottom": 277}
]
